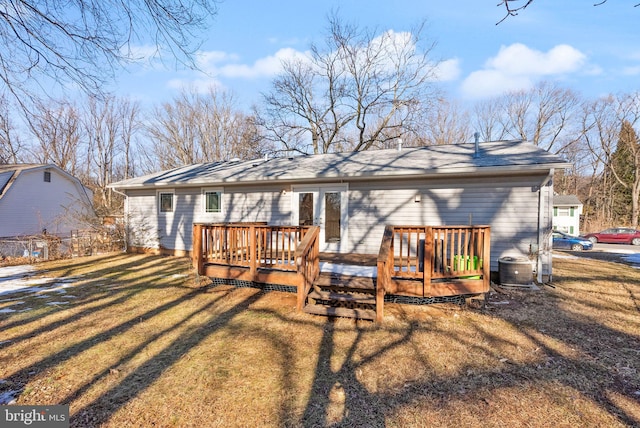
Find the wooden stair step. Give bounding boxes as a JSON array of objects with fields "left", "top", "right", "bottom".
[
  {"left": 314, "top": 273, "right": 376, "bottom": 291},
  {"left": 303, "top": 304, "right": 376, "bottom": 321},
  {"left": 308, "top": 289, "right": 376, "bottom": 305}
]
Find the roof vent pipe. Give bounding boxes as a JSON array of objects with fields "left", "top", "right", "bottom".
[
  {"left": 397, "top": 138, "right": 403, "bottom": 152},
  {"left": 473, "top": 132, "right": 480, "bottom": 158}
]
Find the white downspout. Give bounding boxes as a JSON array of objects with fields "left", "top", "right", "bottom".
[
  {"left": 111, "top": 187, "right": 129, "bottom": 253},
  {"left": 537, "top": 169, "right": 554, "bottom": 283}
]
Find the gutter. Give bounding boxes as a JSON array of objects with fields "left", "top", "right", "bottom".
[
  {"left": 536, "top": 169, "right": 554, "bottom": 283},
  {"left": 108, "top": 163, "right": 571, "bottom": 191}
]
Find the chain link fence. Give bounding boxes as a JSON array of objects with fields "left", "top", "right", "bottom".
[{"left": 0, "top": 226, "right": 125, "bottom": 264}]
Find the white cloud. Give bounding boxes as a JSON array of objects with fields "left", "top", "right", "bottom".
[
  {"left": 461, "top": 43, "right": 587, "bottom": 99},
  {"left": 167, "top": 77, "right": 225, "bottom": 94},
  {"left": 433, "top": 58, "right": 461, "bottom": 82},
  {"left": 196, "top": 51, "right": 240, "bottom": 69},
  {"left": 462, "top": 70, "right": 532, "bottom": 99},
  {"left": 195, "top": 47, "right": 308, "bottom": 79}
]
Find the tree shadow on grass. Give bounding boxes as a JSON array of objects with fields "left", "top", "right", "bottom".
[
  {"left": 0, "top": 254, "right": 195, "bottom": 347},
  {"left": 291, "top": 263, "right": 640, "bottom": 427},
  {"left": 70, "top": 288, "right": 266, "bottom": 427},
  {"left": 2, "top": 254, "right": 639, "bottom": 427}
]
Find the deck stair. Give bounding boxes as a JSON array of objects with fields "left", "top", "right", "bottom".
[{"left": 303, "top": 272, "right": 377, "bottom": 321}]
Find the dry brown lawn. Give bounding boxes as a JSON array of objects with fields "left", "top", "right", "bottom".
[{"left": 0, "top": 253, "right": 638, "bottom": 427}]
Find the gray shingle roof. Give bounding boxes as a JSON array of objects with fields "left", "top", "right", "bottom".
[
  {"left": 110, "top": 140, "right": 571, "bottom": 189},
  {"left": 553, "top": 194, "right": 582, "bottom": 206}
]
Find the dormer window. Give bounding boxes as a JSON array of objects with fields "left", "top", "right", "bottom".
[{"left": 44, "top": 171, "right": 51, "bottom": 182}]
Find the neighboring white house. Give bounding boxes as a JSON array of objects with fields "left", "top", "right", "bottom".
[
  {"left": 552, "top": 195, "right": 583, "bottom": 236},
  {"left": 109, "top": 140, "right": 570, "bottom": 282},
  {"left": 0, "top": 164, "right": 95, "bottom": 238}
]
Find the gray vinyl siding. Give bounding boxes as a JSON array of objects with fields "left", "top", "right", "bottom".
[
  {"left": 348, "top": 173, "right": 549, "bottom": 272},
  {"left": 125, "top": 189, "right": 161, "bottom": 249},
  {"left": 221, "top": 184, "right": 291, "bottom": 225},
  {"left": 125, "top": 184, "right": 292, "bottom": 251},
  {"left": 0, "top": 168, "right": 92, "bottom": 237},
  {"left": 123, "top": 171, "right": 554, "bottom": 274}
]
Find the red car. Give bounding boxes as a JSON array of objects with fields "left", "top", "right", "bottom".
[{"left": 583, "top": 228, "right": 640, "bottom": 245}]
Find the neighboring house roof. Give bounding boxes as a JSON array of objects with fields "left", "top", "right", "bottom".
[
  {"left": 553, "top": 195, "right": 582, "bottom": 206},
  {"left": 110, "top": 140, "right": 571, "bottom": 190},
  {"left": 0, "top": 164, "right": 92, "bottom": 202}
]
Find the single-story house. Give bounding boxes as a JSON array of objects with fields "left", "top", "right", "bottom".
[
  {"left": 0, "top": 164, "right": 94, "bottom": 238},
  {"left": 552, "top": 194, "right": 583, "bottom": 236},
  {"left": 110, "top": 140, "right": 569, "bottom": 283}
]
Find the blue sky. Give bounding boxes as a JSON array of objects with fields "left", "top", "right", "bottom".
[{"left": 112, "top": 0, "right": 640, "bottom": 111}]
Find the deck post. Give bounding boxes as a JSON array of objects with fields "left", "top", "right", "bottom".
[
  {"left": 482, "top": 227, "right": 491, "bottom": 291},
  {"left": 192, "top": 223, "right": 203, "bottom": 275},
  {"left": 423, "top": 226, "right": 433, "bottom": 296},
  {"left": 249, "top": 225, "right": 257, "bottom": 281},
  {"left": 376, "top": 260, "right": 385, "bottom": 323}
]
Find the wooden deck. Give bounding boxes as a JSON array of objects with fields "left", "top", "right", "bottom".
[{"left": 192, "top": 223, "right": 491, "bottom": 322}]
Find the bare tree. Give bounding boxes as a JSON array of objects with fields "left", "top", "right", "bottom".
[
  {"left": 497, "top": 0, "right": 638, "bottom": 24},
  {"left": 497, "top": 0, "right": 535, "bottom": 24},
  {"left": 27, "top": 100, "right": 82, "bottom": 175},
  {"left": 0, "top": 95, "right": 23, "bottom": 163},
  {"left": 422, "top": 98, "right": 471, "bottom": 146},
  {"left": 471, "top": 81, "right": 582, "bottom": 153},
  {"left": 472, "top": 98, "right": 509, "bottom": 143},
  {"left": 144, "top": 87, "right": 264, "bottom": 171},
  {"left": 579, "top": 93, "right": 640, "bottom": 228},
  {"left": 259, "top": 15, "right": 440, "bottom": 154},
  {"left": 607, "top": 94, "right": 640, "bottom": 227},
  {"left": 84, "top": 96, "right": 140, "bottom": 213},
  {"left": 0, "top": 0, "right": 218, "bottom": 108}
]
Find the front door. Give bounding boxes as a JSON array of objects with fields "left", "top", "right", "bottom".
[{"left": 292, "top": 185, "right": 348, "bottom": 252}]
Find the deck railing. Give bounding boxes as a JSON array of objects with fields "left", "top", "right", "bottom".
[
  {"left": 192, "top": 223, "right": 319, "bottom": 291},
  {"left": 376, "top": 225, "right": 491, "bottom": 315},
  {"left": 193, "top": 223, "right": 310, "bottom": 269},
  {"left": 194, "top": 223, "right": 490, "bottom": 323}
]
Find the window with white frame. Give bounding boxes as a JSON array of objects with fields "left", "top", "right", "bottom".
[
  {"left": 158, "top": 191, "right": 174, "bottom": 213},
  {"left": 203, "top": 189, "right": 222, "bottom": 213},
  {"left": 554, "top": 207, "right": 574, "bottom": 217}
]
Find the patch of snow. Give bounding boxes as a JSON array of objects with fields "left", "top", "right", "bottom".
[
  {"left": 0, "top": 265, "right": 36, "bottom": 280},
  {"left": 0, "top": 308, "right": 16, "bottom": 313},
  {"left": 552, "top": 253, "right": 580, "bottom": 259},
  {"left": 45, "top": 301, "right": 69, "bottom": 306},
  {"left": 0, "top": 389, "right": 20, "bottom": 405},
  {"left": 0, "top": 297, "right": 27, "bottom": 304},
  {"left": 602, "top": 248, "right": 635, "bottom": 254},
  {"left": 320, "top": 262, "right": 377, "bottom": 278},
  {"left": 0, "top": 265, "right": 81, "bottom": 297},
  {"left": 621, "top": 253, "right": 640, "bottom": 265}
]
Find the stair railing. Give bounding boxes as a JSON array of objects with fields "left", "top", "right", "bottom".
[
  {"left": 295, "top": 226, "right": 320, "bottom": 312},
  {"left": 376, "top": 225, "right": 394, "bottom": 322}
]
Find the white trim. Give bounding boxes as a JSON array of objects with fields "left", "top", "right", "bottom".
[
  {"left": 202, "top": 187, "right": 224, "bottom": 214},
  {"left": 157, "top": 189, "right": 174, "bottom": 214},
  {"left": 291, "top": 183, "right": 349, "bottom": 253}
]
